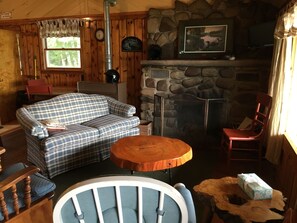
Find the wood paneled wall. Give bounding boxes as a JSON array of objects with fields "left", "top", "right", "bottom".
[
  {"left": 11, "top": 12, "right": 147, "bottom": 113},
  {"left": 0, "top": 29, "right": 23, "bottom": 123}
]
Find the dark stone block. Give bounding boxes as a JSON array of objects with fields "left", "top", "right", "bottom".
[
  {"left": 220, "top": 68, "right": 235, "bottom": 78},
  {"left": 198, "top": 79, "right": 214, "bottom": 90},
  {"left": 170, "top": 84, "right": 185, "bottom": 94},
  {"left": 159, "top": 17, "right": 176, "bottom": 32},
  {"left": 175, "top": 0, "right": 188, "bottom": 11},
  {"left": 161, "top": 43, "right": 176, "bottom": 60},
  {"left": 185, "top": 67, "right": 202, "bottom": 77},
  {"left": 189, "top": 0, "right": 213, "bottom": 17},
  {"left": 145, "top": 78, "right": 155, "bottom": 88},
  {"left": 157, "top": 80, "right": 168, "bottom": 91},
  {"left": 182, "top": 77, "right": 203, "bottom": 88}
]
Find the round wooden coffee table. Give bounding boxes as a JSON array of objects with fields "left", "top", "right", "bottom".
[{"left": 110, "top": 135, "right": 192, "bottom": 182}]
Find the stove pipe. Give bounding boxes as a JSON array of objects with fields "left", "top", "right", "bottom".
[{"left": 104, "top": 0, "right": 117, "bottom": 72}]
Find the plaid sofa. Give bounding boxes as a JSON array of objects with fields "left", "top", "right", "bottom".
[{"left": 16, "top": 93, "right": 140, "bottom": 178}]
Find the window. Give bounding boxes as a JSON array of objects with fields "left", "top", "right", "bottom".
[
  {"left": 265, "top": 8, "right": 297, "bottom": 164},
  {"left": 283, "top": 36, "right": 297, "bottom": 147},
  {"left": 43, "top": 37, "right": 81, "bottom": 69}
]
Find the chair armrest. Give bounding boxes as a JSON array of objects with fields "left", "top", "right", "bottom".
[
  {"left": 106, "top": 96, "right": 136, "bottom": 117},
  {"left": 16, "top": 107, "right": 49, "bottom": 139},
  {"left": 0, "top": 165, "right": 40, "bottom": 220},
  {"left": 174, "top": 183, "right": 197, "bottom": 223},
  {"left": 0, "top": 165, "right": 55, "bottom": 221},
  {"left": 0, "top": 166, "right": 40, "bottom": 191}
]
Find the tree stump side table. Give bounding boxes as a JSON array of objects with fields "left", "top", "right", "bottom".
[{"left": 193, "top": 176, "right": 285, "bottom": 223}]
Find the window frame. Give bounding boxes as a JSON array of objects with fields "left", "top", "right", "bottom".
[{"left": 41, "top": 36, "right": 83, "bottom": 71}]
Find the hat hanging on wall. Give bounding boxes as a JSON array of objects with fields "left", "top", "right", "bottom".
[{"left": 122, "top": 37, "right": 143, "bottom": 52}]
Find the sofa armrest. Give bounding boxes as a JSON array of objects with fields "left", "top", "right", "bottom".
[
  {"left": 16, "top": 107, "right": 49, "bottom": 139},
  {"left": 106, "top": 96, "right": 136, "bottom": 117}
]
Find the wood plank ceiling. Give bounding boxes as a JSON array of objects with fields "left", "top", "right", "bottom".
[{"left": 0, "top": 0, "right": 291, "bottom": 21}]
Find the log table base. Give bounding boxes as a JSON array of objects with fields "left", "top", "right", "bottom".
[
  {"left": 110, "top": 135, "right": 193, "bottom": 183},
  {"left": 193, "top": 177, "right": 285, "bottom": 223}
]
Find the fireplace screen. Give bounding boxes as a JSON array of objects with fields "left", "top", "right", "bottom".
[{"left": 153, "top": 94, "right": 226, "bottom": 146}]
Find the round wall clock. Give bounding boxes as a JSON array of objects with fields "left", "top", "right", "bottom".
[{"left": 95, "top": 28, "right": 105, "bottom": 41}]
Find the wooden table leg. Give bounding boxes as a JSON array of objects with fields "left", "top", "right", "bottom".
[{"left": 163, "top": 168, "right": 172, "bottom": 184}]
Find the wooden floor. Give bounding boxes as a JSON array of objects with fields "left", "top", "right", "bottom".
[
  {"left": 0, "top": 124, "right": 278, "bottom": 187},
  {"left": 0, "top": 124, "right": 281, "bottom": 223}
]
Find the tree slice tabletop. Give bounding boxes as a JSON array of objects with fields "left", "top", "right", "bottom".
[
  {"left": 193, "top": 176, "right": 285, "bottom": 223},
  {"left": 110, "top": 135, "right": 193, "bottom": 172}
]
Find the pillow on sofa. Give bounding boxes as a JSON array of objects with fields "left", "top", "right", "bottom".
[{"left": 40, "top": 119, "right": 67, "bottom": 131}]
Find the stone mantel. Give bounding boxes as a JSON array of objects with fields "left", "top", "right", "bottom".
[{"left": 141, "top": 59, "right": 271, "bottom": 67}]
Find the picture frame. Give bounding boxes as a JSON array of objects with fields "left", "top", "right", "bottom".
[{"left": 177, "top": 19, "right": 234, "bottom": 59}]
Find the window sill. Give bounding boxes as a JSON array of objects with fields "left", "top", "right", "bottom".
[{"left": 41, "top": 69, "right": 84, "bottom": 75}]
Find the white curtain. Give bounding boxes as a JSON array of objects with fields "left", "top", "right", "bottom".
[
  {"left": 265, "top": 5, "right": 297, "bottom": 164},
  {"left": 37, "top": 19, "right": 84, "bottom": 38}
]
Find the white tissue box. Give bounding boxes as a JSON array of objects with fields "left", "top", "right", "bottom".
[{"left": 238, "top": 173, "right": 273, "bottom": 200}]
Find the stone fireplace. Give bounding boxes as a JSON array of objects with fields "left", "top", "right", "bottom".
[
  {"left": 140, "top": 59, "right": 270, "bottom": 145},
  {"left": 140, "top": 0, "right": 275, "bottom": 145}
]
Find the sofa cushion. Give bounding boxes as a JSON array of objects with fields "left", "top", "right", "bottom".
[
  {"left": 41, "top": 124, "right": 99, "bottom": 152},
  {"left": 82, "top": 114, "right": 140, "bottom": 137},
  {"left": 25, "top": 93, "right": 109, "bottom": 125}
]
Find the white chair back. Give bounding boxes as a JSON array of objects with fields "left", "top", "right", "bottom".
[{"left": 53, "top": 176, "right": 190, "bottom": 223}]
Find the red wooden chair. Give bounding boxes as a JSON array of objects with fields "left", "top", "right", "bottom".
[
  {"left": 221, "top": 92, "right": 272, "bottom": 167},
  {"left": 27, "top": 79, "right": 47, "bottom": 86},
  {"left": 25, "top": 79, "right": 53, "bottom": 103},
  {"left": 26, "top": 85, "right": 53, "bottom": 101}
]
